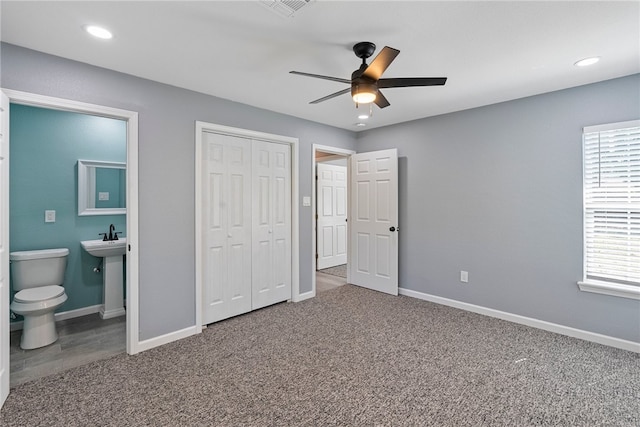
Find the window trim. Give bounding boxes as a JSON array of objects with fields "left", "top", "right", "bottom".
[
  {"left": 578, "top": 280, "right": 640, "bottom": 300},
  {"left": 578, "top": 119, "right": 640, "bottom": 300}
]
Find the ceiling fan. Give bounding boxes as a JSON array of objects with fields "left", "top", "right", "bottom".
[{"left": 290, "top": 41, "right": 447, "bottom": 109}]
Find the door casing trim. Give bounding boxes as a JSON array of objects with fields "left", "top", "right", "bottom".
[{"left": 0, "top": 88, "right": 141, "bottom": 354}]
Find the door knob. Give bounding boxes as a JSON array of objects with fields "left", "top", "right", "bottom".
[{"left": 389, "top": 226, "right": 396, "bottom": 232}]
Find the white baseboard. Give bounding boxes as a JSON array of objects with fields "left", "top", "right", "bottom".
[
  {"left": 134, "top": 325, "right": 201, "bottom": 353},
  {"left": 399, "top": 287, "right": 640, "bottom": 354},
  {"left": 10, "top": 304, "right": 103, "bottom": 332}
]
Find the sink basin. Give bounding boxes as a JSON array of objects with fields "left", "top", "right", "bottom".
[{"left": 81, "top": 238, "right": 127, "bottom": 258}]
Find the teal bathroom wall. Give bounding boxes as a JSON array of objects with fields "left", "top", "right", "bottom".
[{"left": 9, "top": 104, "right": 127, "bottom": 319}]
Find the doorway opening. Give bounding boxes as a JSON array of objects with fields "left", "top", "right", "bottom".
[
  {"left": 312, "top": 145, "right": 355, "bottom": 296},
  {"left": 311, "top": 145, "right": 399, "bottom": 298},
  {"left": 1, "top": 89, "right": 140, "bottom": 396}
]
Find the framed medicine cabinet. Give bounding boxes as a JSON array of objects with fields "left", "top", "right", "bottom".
[{"left": 78, "top": 159, "right": 126, "bottom": 216}]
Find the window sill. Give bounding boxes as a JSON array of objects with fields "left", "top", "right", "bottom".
[{"left": 578, "top": 280, "right": 640, "bottom": 301}]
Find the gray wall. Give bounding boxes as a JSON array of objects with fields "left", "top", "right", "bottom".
[
  {"left": 1, "top": 43, "right": 357, "bottom": 340},
  {"left": 3, "top": 42, "right": 638, "bottom": 345},
  {"left": 356, "top": 74, "right": 640, "bottom": 343}
]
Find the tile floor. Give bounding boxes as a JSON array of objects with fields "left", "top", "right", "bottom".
[{"left": 10, "top": 314, "right": 126, "bottom": 387}]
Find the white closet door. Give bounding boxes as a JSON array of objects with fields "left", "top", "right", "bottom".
[
  {"left": 201, "top": 132, "right": 252, "bottom": 324},
  {"left": 317, "top": 163, "right": 348, "bottom": 269},
  {"left": 252, "top": 140, "right": 292, "bottom": 309}
]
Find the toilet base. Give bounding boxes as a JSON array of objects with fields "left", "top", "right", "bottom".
[{"left": 21, "top": 311, "right": 59, "bottom": 350}]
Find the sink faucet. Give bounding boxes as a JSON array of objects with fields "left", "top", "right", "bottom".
[{"left": 99, "top": 224, "right": 121, "bottom": 241}]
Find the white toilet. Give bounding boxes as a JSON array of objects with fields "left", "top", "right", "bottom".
[{"left": 10, "top": 248, "right": 69, "bottom": 350}]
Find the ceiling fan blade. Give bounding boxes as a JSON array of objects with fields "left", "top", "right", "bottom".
[
  {"left": 309, "top": 88, "right": 351, "bottom": 104},
  {"left": 378, "top": 77, "right": 447, "bottom": 88},
  {"left": 374, "top": 91, "right": 390, "bottom": 109},
  {"left": 290, "top": 71, "right": 351, "bottom": 84},
  {"left": 362, "top": 46, "right": 400, "bottom": 81}
]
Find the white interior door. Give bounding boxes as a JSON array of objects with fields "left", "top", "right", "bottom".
[
  {"left": 0, "top": 92, "right": 10, "bottom": 407},
  {"left": 349, "top": 149, "right": 398, "bottom": 295},
  {"left": 201, "top": 132, "right": 252, "bottom": 324},
  {"left": 317, "top": 163, "right": 348, "bottom": 269},
  {"left": 252, "top": 140, "right": 292, "bottom": 309}
]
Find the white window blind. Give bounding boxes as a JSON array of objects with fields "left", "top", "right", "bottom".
[{"left": 583, "top": 120, "right": 640, "bottom": 286}]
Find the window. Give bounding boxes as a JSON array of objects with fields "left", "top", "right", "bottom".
[{"left": 579, "top": 120, "right": 640, "bottom": 300}]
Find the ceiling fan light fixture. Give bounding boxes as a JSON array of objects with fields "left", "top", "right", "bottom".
[
  {"left": 353, "top": 92, "right": 376, "bottom": 104},
  {"left": 352, "top": 83, "right": 377, "bottom": 104}
]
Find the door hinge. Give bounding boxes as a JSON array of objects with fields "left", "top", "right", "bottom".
[
  {"left": 315, "top": 253, "right": 318, "bottom": 259},
  {"left": 315, "top": 214, "right": 318, "bottom": 220}
]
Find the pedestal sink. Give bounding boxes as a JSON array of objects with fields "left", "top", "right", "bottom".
[{"left": 81, "top": 238, "right": 127, "bottom": 319}]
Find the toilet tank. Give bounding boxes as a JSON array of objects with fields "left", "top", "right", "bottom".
[{"left": 10, "top": 248, "right": 69, "bottom": 290}]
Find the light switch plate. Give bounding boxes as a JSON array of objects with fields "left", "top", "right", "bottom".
[
  {"left": 302, "top": 196, "right": 311, "bottom": 207},
  {"left": 45, "top": 210, "right": 56, "bottom": 223},
  {"left": 460, "top": 270, "right": 469, "bottom": 283},
  {"left": 98, "top": 192, "right": 110, "bottom": 201}
]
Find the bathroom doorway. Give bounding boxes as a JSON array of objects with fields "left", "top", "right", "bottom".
[
  {"left": 0, "top": 89, "right": 140, "bottom": 396},
  {"left": 312, "top": 145, "right": 355, "bottom": 295}
]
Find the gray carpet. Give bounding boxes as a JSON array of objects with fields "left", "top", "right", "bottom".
[
  {"left": 318, "top": 263, "right": 347, "bottom": 278},
  {"left": 1, "top": 285, "right": 639, "bottom": 426}
]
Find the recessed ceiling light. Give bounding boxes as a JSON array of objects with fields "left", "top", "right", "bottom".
[
  {"left": 358, "top": 114, "right": 369, "bottom": 120},
  {"left": 574, "top": 57, "right": 600, "bottom": 67},
  {"left": 355, "top": 123, "right": 366, "bottom": 127},
  {"left": 84, "top": 25, "right": 113, "bottom": 40}
]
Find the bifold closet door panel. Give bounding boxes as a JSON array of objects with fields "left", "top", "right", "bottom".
[
  {"left": 252, "top": 140, "right": 292, "bottom": 310},
  {"left": 201, "top": 132, "right": 252, "bottom": 324}
]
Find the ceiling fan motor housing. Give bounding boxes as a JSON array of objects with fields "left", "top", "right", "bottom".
[{"left": 351, "top": 64, "right": 378, "bottom": 102}]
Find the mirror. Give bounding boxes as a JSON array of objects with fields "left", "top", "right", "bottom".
[{"left": 78, "top": 160, "right": 126, "bottom": 216}]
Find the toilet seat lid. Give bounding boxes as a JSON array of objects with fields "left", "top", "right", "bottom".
[{"left": 14, "top": 285, "right": 65, "bottom": 303}]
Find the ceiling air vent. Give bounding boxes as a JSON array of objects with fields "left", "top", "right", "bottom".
[{"left": 260, "top": 0, "right": 315, "bottom": 18}]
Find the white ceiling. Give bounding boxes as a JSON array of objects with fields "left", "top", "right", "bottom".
[{"left": 2, "top": 1, "right": 639, "bottom": 132}]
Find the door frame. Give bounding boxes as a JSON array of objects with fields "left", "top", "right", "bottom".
[
  {"left": 311, "top": 144, "right": 355, "bottom": 297},
  {"left": 194, "top": 121, "right": 300, "bottom": 327},
  {"left": 0, "top": 88, "right": 142, "bottom": 355}
]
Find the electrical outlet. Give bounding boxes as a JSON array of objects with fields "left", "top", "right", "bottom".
[
  {"left": 460, "top": 270, "right": 469, "bottom": 283},
  {"left": 45, "top": 210, "right": 56, "bottom": 223}
]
